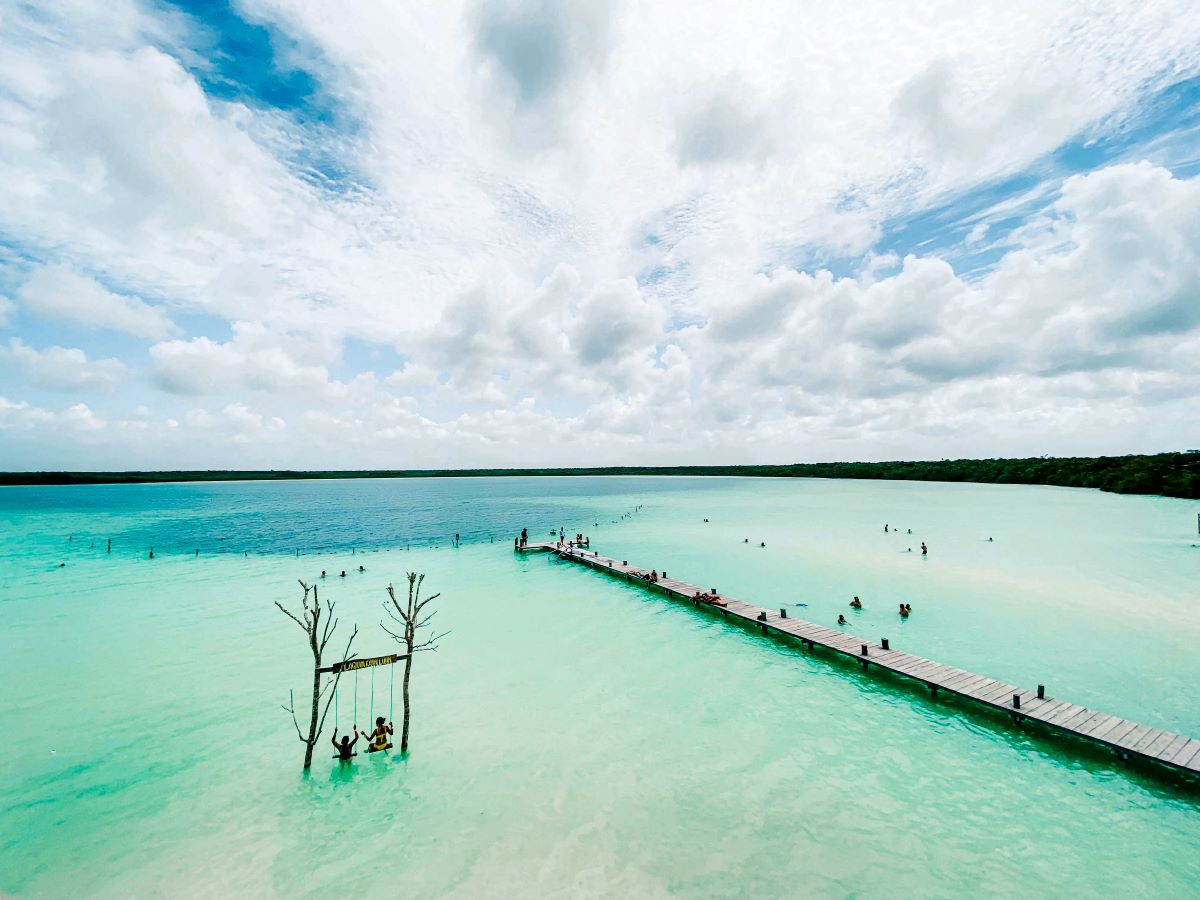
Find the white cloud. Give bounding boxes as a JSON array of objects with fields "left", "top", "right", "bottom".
[
  {"left": 1, "top": 2, "right": 1200, "bottom": 467},
  {"left": 149, "top": 322, "right": 338, "bottom": 395},
  {"left": 0, "top": 338, "right": 128, "bottom": 390},
  {"left": 18, "top": 266, "right": 178, "bottom": 339}
]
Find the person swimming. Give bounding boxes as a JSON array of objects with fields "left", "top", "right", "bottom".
[
  {"left": 331, "top": 726, "right": 359, "bottom": 760},
  {"left": 340, "top": 570, "right": 347, "bottom": 577},
  {"left": 899, "top": 603, "right": 911, "bottom": 618},
  {"left": 837, "top": 614, "right": 847, "bottom": 625},
  {"left": 358, "top": 565, "right": 364, "bottom": 572},
  {"left": 849, "top": 596, "right": 862, "bottom": 609},
  {"left": 921, "top": 542, "right": 928, "bottom": 556},
  {"left": 760, "top": 541, "right": 766, "bottom": 548},
  {"left": 366, "top": 717, "right": 393, "bottom": 753},
  {"left": 321, "top": 570, "right": 326, "bottom": 578}
]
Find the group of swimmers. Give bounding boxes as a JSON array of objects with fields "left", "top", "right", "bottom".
[
  {"left": 331, "top": 717, "right": 394, "bottom": 761},
  {"left": 320, "top": 566, "right": 365, "bottom": 578},
  {"left": 837, "top": 596, "right": 912, "bottom": 626}
]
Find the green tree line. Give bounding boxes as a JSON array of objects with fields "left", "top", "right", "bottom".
[{"left": 2, "top": 452, "right": 1198, "bottom": 499}]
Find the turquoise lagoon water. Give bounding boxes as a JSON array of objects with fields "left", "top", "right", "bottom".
[{"left": 1, "top": 476, "right": 1198, "bottom": 897}]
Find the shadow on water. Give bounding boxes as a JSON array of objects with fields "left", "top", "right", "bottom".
[{"left": 540, "top": 552, "right": 1200, "bottom": 806}]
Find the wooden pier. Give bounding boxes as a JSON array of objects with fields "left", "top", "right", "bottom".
[{"left": 517, "top": 541, "right": 1200, "bottom": 777}]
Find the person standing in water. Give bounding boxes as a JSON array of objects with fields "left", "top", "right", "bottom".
[
  {"left": 921, "top": 542, "right": 928, "bottom": 556},
  {"left": 365, "top": 717, "right": 393, "bottom": 753}
]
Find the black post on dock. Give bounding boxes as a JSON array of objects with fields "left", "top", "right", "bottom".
[
  {"left": 779, "top": 608, "right": 787, "bottom": 618},
  {"left": 860, "top": 644, "right": 868, "bottom": 656},
  {"left": 1037, "top": 684, "right": 1045, "bottom": 699},
  {"left": 1012, "top": 694, "right": 1021, "bottom": 709},
  {"left": 881, "top": 638, "right": 889, "bottom": 650}
]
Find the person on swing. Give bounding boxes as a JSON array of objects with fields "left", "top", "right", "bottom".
[
  {"left": 366, "top": 716, "right": 393, "bottom": 753},
  {"left": 331, "top": 725, "right": 360, "bottom": 761}
]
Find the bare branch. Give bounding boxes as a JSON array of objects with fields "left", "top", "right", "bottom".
[
  {"left": 275, "top": 601, "right": 307, "bottom": 631},
  {"left": 414, "top": 592, "right": 442, "bottom": 615},
  {"left": 282, "top": 690, "right": 306, "bottom": 743}
]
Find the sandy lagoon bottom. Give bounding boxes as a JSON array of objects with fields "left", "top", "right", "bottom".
[{"left": 1, "top": 476, "right": 1198, "bottom": 897}]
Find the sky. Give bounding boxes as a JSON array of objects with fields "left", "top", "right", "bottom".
[{"left": 1, "top": 0, "right": 1199, "bottom": 470}]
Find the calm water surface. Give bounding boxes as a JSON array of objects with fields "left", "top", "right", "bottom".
[{"left": 1, "top": 476, "right": 1198, "bottom": 898}]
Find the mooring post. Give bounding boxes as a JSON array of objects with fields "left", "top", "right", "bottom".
[
  {"left": 1037, "top": 684, "right": 1045, "bottom": 699},
  {"left": 881, "top": 638, "right": 889, "bottom": 650},
  {"left": 780, "top": 608, "right": 787, "bottom": 618},
  {"left": 1012, "top": 694, "right": 1021, "bottom": 709},
  {"left": 860, "top": 644, "right": 868, "bottom": 656}
]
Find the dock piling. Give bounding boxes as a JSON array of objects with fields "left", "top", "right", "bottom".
[{"left": 881, "top": 638, "right": 889, "bottom": 650}]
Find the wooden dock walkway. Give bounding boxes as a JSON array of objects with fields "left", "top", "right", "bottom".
[{"left": 517, "top": 541, "right": 1200, "bottom": 778}]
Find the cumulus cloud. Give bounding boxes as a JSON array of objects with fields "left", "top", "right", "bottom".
[
  {"left": 0, "top": 338, "right": 128, "bottom": 391},
  {"left": 149, "top": 322, "right": 339, "bottom": 395},
  {"left": 2, "top": 1, "right": 1200, "bottom": 467},
  {"left": 18, "top": 266, "right": 178, "bottom": 339}
]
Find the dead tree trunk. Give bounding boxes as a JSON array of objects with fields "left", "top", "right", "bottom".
[
  {"left": 277, "top": 580, "right": 357, "bottom": 769},
  {"left": 383, "top": 573, "right": 448, "bottom": 753}
]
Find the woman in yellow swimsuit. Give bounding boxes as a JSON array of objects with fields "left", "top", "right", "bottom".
[{"left": 366, "top": 716, "right": 393, "bottom": 753}]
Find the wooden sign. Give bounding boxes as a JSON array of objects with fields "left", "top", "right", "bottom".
[{"left": 324, "top": 654, "right": 405, "bottom": 674}]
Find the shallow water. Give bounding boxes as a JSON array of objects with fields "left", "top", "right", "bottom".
[{"left": 1, "top": 476, "right": 1198, "bottom": 898}]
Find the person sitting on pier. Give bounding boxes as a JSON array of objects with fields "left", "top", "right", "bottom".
[
  {"left": 837, "top": 614, "right": 848, "bottom": 626},
  {"left": 849, "top": 596, "right": 862, "bottom": 609},
  {"left": 650, "top": 569, "right": 658, "bottom": 582},
  {"left": 331, "top": 726, "right": 359, "bottom": 761},
  {"left": 365, "top": 717, "right": 393, "bottom": 753}
]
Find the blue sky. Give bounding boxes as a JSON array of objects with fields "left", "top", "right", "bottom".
[{"left": 1, "top": 0, "right": 1199, "bottom": 469}]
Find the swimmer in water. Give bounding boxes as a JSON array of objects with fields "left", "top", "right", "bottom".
[
  {"left": 340, "top": 570, "right": 347, "bottom": 577},
  {"left": 837, "top": 614, "right": 847, "bottom": 626},
  {"left": 920, "top": 542, "right": 928, "bottom": 556},
  {"left": 332, "top": 726, "right": 359, "bottom": 760},
  {"left": 899, "top": 603, "right": 910, "bottom": 618},
  {"left": 365, "top": 717, "right": 393, "bottom": 753},
  {"left": 849, "top": 596, "right": 862, "bottom": 609},
  {"left": 358, "top": 565, "right": 364, "bottom": 572}
]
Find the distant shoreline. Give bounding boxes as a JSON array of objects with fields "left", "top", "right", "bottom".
[{"left": 2, "top": 452, "right": 1198, "bottom": 499}]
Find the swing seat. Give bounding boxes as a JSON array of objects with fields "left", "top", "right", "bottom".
[{"left": 366, "top": 743, "right": 393, "bottom": 753}]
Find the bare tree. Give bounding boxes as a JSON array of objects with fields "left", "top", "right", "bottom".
[
  {"left": 382, "top": 573, "right": 449, "bottom": 753},
  {"left": 277, "top": 580, "right": 358, "bottom": 769}
]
